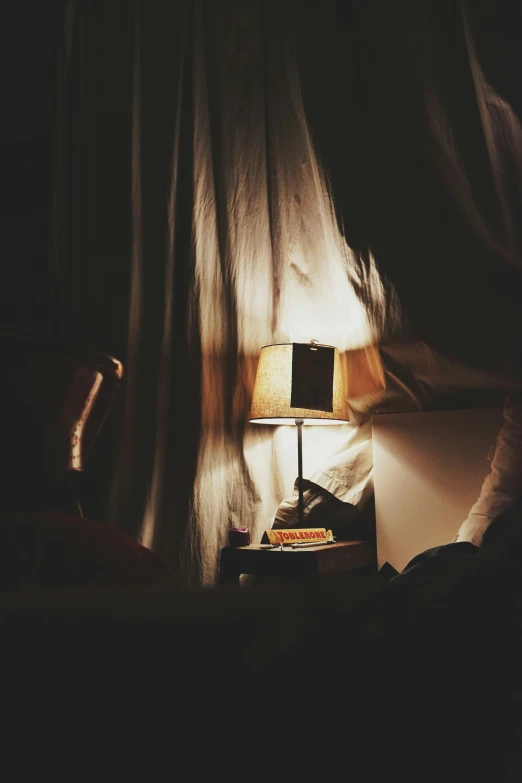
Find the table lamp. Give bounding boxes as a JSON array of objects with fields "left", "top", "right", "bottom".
[{"left": 249, "top": 341, "right": 349, "bottom": 528}]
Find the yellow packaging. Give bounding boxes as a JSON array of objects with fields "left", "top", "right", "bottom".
[{"left": 266, "top": 528, "right": 333, "bottom": 545}]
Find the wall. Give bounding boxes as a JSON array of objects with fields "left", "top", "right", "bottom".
[{"left": 372, "top": 406, "right": 505, "bottom": 571}]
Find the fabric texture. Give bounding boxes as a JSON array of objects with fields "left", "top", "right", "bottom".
[
  {"left": 307, "top": 418, "right": 374, "bottom": 507},
  {"left": 295, "top": 0, "right": 522, "bottom": 383}
]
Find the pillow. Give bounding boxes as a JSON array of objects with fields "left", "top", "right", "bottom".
[
  {"left": 0, "top": 512, "right": 176, "bottom": 590},
  {"left": 270, "top": 478, "right": 375, "bottom": 542}
]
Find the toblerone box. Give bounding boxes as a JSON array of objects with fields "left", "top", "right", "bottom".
[{"left": 266, "top": 528, "right": 332, "bottom": 545}]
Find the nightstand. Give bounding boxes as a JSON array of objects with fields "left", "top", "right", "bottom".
[{"left": 219, "top": 540, "right": 374, "bottom": 586}]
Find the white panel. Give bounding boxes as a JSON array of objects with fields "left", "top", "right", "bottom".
[{"left": 372, "top": 407, "right": 504, "bottom": 572}]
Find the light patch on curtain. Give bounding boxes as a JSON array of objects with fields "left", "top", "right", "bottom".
[
  {"left": 60, "top": 0, "right": 386, "bottom": 584},
  {"left": 179, "top": 0, "right": 378, "bottom": 575},
  {"left": 281, "top": 245, "right": 370, "bottom": 350}
]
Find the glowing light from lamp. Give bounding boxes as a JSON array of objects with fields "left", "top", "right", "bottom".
[{"left": 249, "top": 342, "right": 349, "bottom": 528}]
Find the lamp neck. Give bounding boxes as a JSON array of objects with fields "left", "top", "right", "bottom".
[{"left": 296, "top": 419, "right": 304, "bottom": 527}]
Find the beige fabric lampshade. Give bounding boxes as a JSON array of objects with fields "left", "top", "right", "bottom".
[{"left": 249, "top": 343, "right": 349, "bottom": 425}]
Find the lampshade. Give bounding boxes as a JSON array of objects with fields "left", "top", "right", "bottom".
[{"left": 249, "top": 343, "right": 349, "bottom": 425}]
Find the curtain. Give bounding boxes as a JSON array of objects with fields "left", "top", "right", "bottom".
[
  {"left": 294, "top": 0, "right": 522, "bottom": 383},
  {"left": 54, "top": 0, "right": 380, "bottom": 584}
]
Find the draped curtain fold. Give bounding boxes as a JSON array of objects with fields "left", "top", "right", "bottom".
[
  {"left": 55, "top": 0, "right": 374, "bottom": 584},
  {"left": 294, "top": 0, "right": 522, "bottom": 381}
]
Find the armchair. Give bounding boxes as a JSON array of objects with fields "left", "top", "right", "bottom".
[{"left": 1, "top": 332, "right": 123, "bottom": 515}]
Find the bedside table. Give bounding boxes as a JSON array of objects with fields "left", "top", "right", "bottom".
[{"left": 219, "top": 540, "right": 374, "bottom": 586}]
